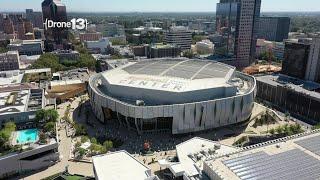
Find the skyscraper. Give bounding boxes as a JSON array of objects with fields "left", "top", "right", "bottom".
[
  {"left": 216, "top": 0, "right": 261, "bottom": 68},
  {"left": 305, "top": 37, "right": 320, "bottom": 83},
  {"left": 42, "top": 0, "right": 68, "bottom": 50},
  {"left": 257, "top": 17, "right": 290, "bottom": 42},
  {"left": 282, "top": 40, "right": 311, "bottom": 80},
  {"left": 164, "top": 26, "right": 192, "bottom": 50},
  {"left": 3, "top": 17, "right": 14, "bottom": 34},
  {"left": 0, "top": 14, "right": 4, "bottom": 32},
  {"left": 26, "top": 9, "right": 44, "bottom": 28}
]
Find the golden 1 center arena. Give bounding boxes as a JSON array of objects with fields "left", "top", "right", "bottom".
[{"left": 88, "top": 58, "right": 256, "bottom": 134}]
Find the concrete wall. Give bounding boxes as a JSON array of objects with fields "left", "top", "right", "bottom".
[
  {"left": 0, "top": 142, "right": 59, "bottom": 178},
  {"left": 89, "top": 72, "right": 256, "bottom": 134}
]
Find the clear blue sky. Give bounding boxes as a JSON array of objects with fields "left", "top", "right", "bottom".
[{"left": 0, "top": 0, "right": 319, "bottom": 12}]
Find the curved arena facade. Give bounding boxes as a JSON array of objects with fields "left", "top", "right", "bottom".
[{"left": 88, "top": 58, "right": 256, "bottom": 134}]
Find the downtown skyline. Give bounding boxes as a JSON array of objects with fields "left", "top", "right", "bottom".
[{"left": 0, "top": 0, "right": 320, "bottom": 12}]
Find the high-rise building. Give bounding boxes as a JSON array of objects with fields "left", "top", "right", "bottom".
[
  {"left": 257, "top": 17, "right": 290, "bottom": 42},
  {"left": 305, "top": 37, "right": 320, "bottom": 83},
  {"left": 164, "top": 26, "right": 192, "bottom": 50},
  {"left": 282, "top": 40, "right": 311, "bottom": 80},
  {"left": 8, "top": 14, "right": 23, "bottom": 25},
  {"left": 216, "top": 0, "right": 261, "bottom": 67},
  {"left": 42, "top": 0, "right": 68, "bottom": 49},
  {"left": 16, "top": 19, "right": 34, "bottom": 40},
  {"left": 26, "top": 9, "right": 44, "bottom": 28},
  {"left": 0, "top": 51, "right": 20, "bottom": 71},
  {"left": 3, "top": 17, "right": 14, "bottom": 34},
  {"left": 16, "top": 20, "right": 26, "bottom": 40},
  {"left": 0, "top": 14, "right": 4, "bottom": 32}
]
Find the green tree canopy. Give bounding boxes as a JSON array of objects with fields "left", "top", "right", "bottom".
[{"left": 31, "top": 53, "right": 64, "bottom": 72}]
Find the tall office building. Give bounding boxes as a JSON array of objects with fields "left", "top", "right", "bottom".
[
  {"left": 216, "top": 0, "right": 261, "bottom": 68},
  {"left": 16, "top": 20, "right": 26, "bottom": 40},
  {"left": 282, "top": 40, "right": 311, "bottom": 80},
  {"left": 257, "top": 17, "right": 290, "bottom": 42},
  {"left": 0, "top": 14, "right": 4, "bottom": 32},
  {"left": 305, "top": 37, "right": 320, "bottom": 83},
  {"left": 42, "top": 0, "right": 68, "bottom": 50},
  {"left": 16, "top": 19, "right": 34, "bottom": 40},
  {"left": 3, "top": 17, "right": 14, "bottom": 34},
  {"left": 164, "top": 26, "right": 192, "bottom": 50},
  {"left": 26, "top": 9, "right": 44, "bottom": 28}
]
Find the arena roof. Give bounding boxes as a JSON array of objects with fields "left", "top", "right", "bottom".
[{"left": 101, "top": 59, "right": 235, "bottom": 92}]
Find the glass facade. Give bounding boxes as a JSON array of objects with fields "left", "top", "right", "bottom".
[{"left": 216, "top": 2, "right": 240, "bottom": 57}]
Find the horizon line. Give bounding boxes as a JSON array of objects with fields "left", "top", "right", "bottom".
[{"left": 1, "top": 10, "right": 320, "bottom": 13}]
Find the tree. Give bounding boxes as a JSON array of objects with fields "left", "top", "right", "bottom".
[
  {"left": 0, "top": 122, "right": 16, "bottom": 150},
  {"left": 39, "top": 132, "right": 47, "bottom": 144},
  {"left": 35, "top": 109, "right": 59, "bottom": 124},
  {"left": 4, "top": 122, "right": 16, "bottom": 132},
  {"left": 182, "top": 50, "right": 194, "bottom": 59},
  {"left": 76, "top": 147, "right": 86, "bottom": 159},
  {"left": 0, "top": 47, "right": 8, "bottom": 53},
  {"left": 269, "top": 128, "right": 275, "bottom": 135},
  {"left": 35, "top": 109, "right": 46, "bottom": 124},
  {"left": 90, "top": 137, "right": 97, "bottom": 144},
  {"left": 81, "top": 136, "right": 89, "bottom": 143},
  {"left": 276, "top": 126, "right": 283, "bottom": 134},
  {"left": 103, "top": 140, "right": 113, "bottom": 151},
  {"left": 44, "top": 122, "right": 56, "bottom": 133},
  {"left": 30, "top": 53, "right": 64, "bottom": 72},
  {"left": 77, "top": 53, "right": 96, "bottom": 70},
  {"left": 75, "top": 124, "right": 87, "bottom": 136},
  {"left": 46, "top": 109, "right": 59, "bottom": 122}
]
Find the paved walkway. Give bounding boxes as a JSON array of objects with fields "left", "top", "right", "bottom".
[{"left": 21, "top": 99, "right": 94, "bottom": 180}]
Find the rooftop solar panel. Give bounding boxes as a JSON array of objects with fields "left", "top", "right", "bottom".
[
  {"left": 295, "top": 135, "right": 320, "bottom": 156},
  {"left": 222, "top": 149, "right": 320, "bottom": 180}
]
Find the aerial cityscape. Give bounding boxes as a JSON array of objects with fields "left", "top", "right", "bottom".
[{"left": 0, "top": 0, "right": 320, "bottom": 180}]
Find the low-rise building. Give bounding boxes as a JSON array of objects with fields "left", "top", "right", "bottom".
[
  {"left": 132, "top": 44, "right": 181, "bottom": 58},
  {"left": 52, "top": 49, "right": 80, "bottom": 62},
  {"left": 165, "top": 26, "right": 192, "bottom": 50},
  {"left": 85, "top": 38, "right": 110, "bottom": 54},
  {"left": 158, "top": 137, "right": 236, "bottom": 179},
  {"left": 256, "top": 74, "right": 320, "bottom": 122},
  {"left": 195, "top": 40, "right": 215, "bottom": 55},
  {"left": 8, "top": 39, "right": 44, "bottom": 56},
  {"left": 0, "top": 139, "right": 59, "bottom": 179},
  {"left": 204, "top": 130, "right": 320, "bottom": 180},
  {"left": 0, "top": 70, "right": 23, "bottom": 85},
  {"left": 23, "top": 68, "right": 52, "bottom": 83},
  {"left": 79, "top": 32, "right": 102, "bottom": 42},
  {"left": 0, "top": 84, "right": 45, "bottom": 126},
  {"left": 47, "top": 68, "right": 89, "bottom": 102},
  {"left": 0, "top": 51, "right": 20, "bottom": 71},
  {"left": 93, "top": 150, "right": 159, "bottom": 180}
]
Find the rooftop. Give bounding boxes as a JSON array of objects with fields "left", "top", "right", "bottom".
[
  {"left": 0, "top": 70, "right": 23, "bottom": 85},
  {"left": 24, "top": 68, "right": 51, "bottom": 74},
  {"left": 93, "top": 150, "right": 155, "bottom": 180},
  {"left": 173, "top": 137, "right": 236, "bottom": 178},
  {"left": 101, "top": 59, "right": 236, "bottom": 92},
  {"left": 256, "top": 74, "right": 320, "bottom": 100},
  {"left": 205, "top": 131, "right": 320, "bottom": 180}
]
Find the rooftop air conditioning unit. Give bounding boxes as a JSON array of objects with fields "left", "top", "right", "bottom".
[{"left": 136, "top": 100, "right": 145, "bottom": 106}]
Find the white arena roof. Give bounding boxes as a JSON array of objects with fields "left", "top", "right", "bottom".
[
  {"left": 92, "top": 151, "right": 154, "bottom": 180},
  {"left": 101, "top": 59, "right": 235, "bottom": 93}
]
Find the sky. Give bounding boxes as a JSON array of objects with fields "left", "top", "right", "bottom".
[{"left": 0, "top": 0, "right": 319, "bottom": 12}]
